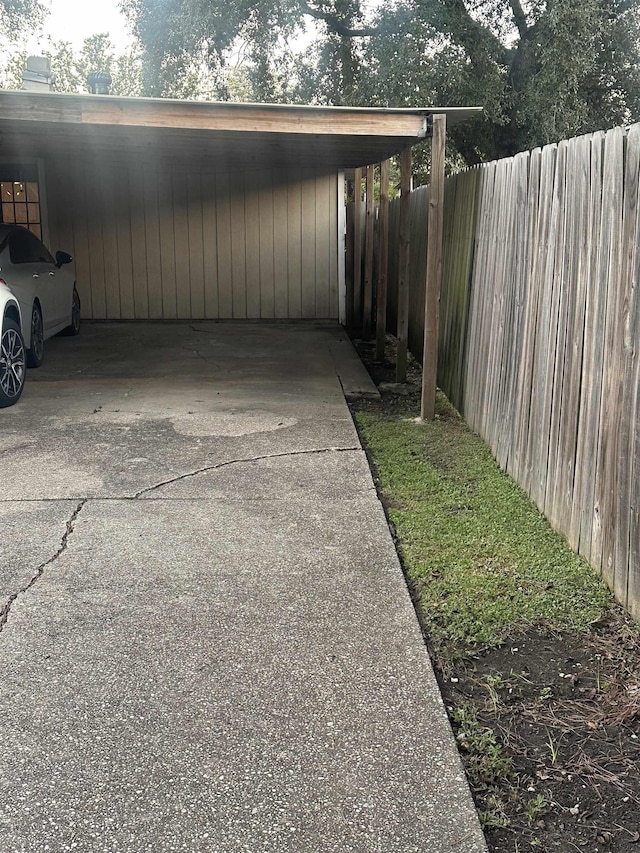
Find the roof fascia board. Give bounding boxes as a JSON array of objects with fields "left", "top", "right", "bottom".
[{"left": 0, "top": 90, "right": 481, "bottom": 137}]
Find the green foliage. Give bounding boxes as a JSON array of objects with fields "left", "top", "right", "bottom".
[
  {"left": 452, "top": 703, "right": 514, "bottom": 787},
  {"left": 524, "top": 793, "right": 550, "bottom": 823},
  {"left": 354, "top": 392, "right": 611, "bottom": 657},
  {"left": 0, "top": 0, "right": 44, "bottom": 38},
  {"left": 120, "top": 0, "right": 301, "bottom": 100},
  {"left": 0, "top": 34, "right": 143, "bottom": 96},
  {"left": 450, "top": 701, "right": 512, "bottom": 828}
]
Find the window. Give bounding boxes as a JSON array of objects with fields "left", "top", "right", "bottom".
[
  {"left": 0, "top": 165, "right": 42, "bottom": 239},
  {"left": 1, "top": 181, "right": 42, "bottom": 239},
  {"left": 9, "top": 228, "right": 54, "bottom": 265}
]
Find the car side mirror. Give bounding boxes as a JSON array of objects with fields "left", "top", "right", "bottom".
[{"left": 55, "top": 250, "right": 73, "bottom": 268}]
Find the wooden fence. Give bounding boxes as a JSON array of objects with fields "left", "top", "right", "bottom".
[{"left": 386, "top": 124, "right": 640, "bottom": 618}]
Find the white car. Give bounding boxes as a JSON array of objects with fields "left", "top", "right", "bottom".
[
  {"left": 0, "top": 279, "right": 25, "bottom": 407},
  {"left": 0, "top": 224, "right": 80, "bottom": 368}
]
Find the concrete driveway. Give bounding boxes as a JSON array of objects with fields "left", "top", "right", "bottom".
[{"left": 0, "top": 323, "right": 486, "bottom": 852}]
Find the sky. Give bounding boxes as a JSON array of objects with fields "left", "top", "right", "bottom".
[{"left": 28, "top": 0, "right": 135, "bottom": 53}]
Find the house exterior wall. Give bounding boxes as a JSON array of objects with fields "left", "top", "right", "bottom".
[{"left": 45, "top": 159, "right": 340, "bottom": 321}]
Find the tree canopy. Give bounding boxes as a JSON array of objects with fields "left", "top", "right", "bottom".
[
  {"left": 0, "top": 0, "right": 44, "bottom": 35},
  {"left": 1, "top": 34, "right": 143, "bottom": 96},
  {"left": 120, "top": 0, "right": 640, "bottom": 167}
]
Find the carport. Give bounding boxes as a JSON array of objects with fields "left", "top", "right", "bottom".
[{"left": 0, "top": 91, "right": 478, "bottom": 345}]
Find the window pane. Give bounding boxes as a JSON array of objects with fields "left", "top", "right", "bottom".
[
  {"left": 13, "top": 182, "right": 25, "bottom": 201},
  {"left": 14, "top": 204, "right": 28, "bottom": 223},
  {"left": 26, "top": 182, "right": 39, "bottom": 202},
  {"left": 30, "top": 224, "right": 42, "bottom": 239},
  {"left": 27, "top": 203, "right": 40, "bottom": 223},
  {"left": 9, "top": 230, "right": 32, "bottom": 263},
  {"left": 1, "top": 182, "right": 13, "bottom": 201},
  {"left": 2, "top": 203, "right": 15, "bottom": 222}
]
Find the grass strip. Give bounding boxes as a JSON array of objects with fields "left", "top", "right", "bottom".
[{"left": 355, "top": 392, "right": 612, "bottom": 660}]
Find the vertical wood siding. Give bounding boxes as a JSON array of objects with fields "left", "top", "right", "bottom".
[{"left": 46, "top": 163, "right": 339, "bottom": 321}]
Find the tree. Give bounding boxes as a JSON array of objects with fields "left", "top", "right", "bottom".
[
  {"left": 0, "top": 0, "right": 44, "bottom": 38},
  {"left": 0, "top": 34, "right": 144, "bottom": 96},
  {"left": 118, "top": 0, "right": 640, "bottom": 167},
  {"left": 362, "top": 0, "right": 640, "bottom": 164}
]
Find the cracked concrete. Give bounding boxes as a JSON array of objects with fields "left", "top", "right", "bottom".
[
  {"left": 0, "top": 501, "right": 86, "bottom": 632},
  {"left": 0, "top": 323, "right": 486, "bottom": 852},
  {"left": 133, "top": 446, "right": 361, "bottom": 499}
]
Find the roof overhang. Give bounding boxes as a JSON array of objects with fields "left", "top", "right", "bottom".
[{"left": 0, "top": 90, "right": 482, "bottom": 172}]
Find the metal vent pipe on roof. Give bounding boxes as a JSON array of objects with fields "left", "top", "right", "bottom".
[{"left": 87, "top": 71, "right": 112, "bottom": 95}]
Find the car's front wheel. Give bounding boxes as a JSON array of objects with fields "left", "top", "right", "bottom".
[
  {"left": 0, "top": 318, "right": 26, "bottom": 407},
  {"left": 26, "top": 302, "right": 44, "bottom": 368}
]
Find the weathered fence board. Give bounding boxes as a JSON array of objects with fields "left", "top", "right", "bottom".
[
  {"left": 572, "top": 132, "right": 606, "bottom": 561},
  {"left": 620, "top": 126, "right": 640, "bottom": 610},
  {"left": 591, "top": 128, "right": 625, "bottom": 582}
]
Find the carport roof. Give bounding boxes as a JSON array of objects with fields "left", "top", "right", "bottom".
[{"left": 0, "top": 89, "right": 481, "bottom": 172}]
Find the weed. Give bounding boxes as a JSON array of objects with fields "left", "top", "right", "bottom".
[
  {"left": 545, "top": 728, "right": 563, "bottom": 765},
  {"left": 525, "top": 794, "right": 550, "bottom": 823},
  {"left": 451, "top": 703, "right": 513, "bottom": 788},
  {"left": 478, "top": 805, "right": 509, "bottom": 830},
  {"left": 484, "top": 674, "right": 504, "bottom": 715}
]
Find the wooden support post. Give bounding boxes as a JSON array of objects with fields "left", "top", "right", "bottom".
[
  {"left": 396, "top": 147, "right": 412, "bottom": 383},
  {"left": 345, "top": 195, "right": 355, "bottom": 329},
  {"left": 345, "top": 177, "right": 355, "bottom": 329},
  {"left": 353, "top": 167, "right": 363, "bottom": 331},
  {"left": 421, "top": 114, "right": 447, "bottom": 420},
  {"left": 362, "top": 164, "right": 375, "bottom": 339},
  {"left": 375, "top": 159, "right": 391, "bottom": 362}
]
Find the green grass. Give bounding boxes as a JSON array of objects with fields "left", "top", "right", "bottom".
[{"left": 355, "top": 392, "right": 612, "bottom": 658}]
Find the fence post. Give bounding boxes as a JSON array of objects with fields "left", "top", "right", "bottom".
[
  {"left": 363, "top": 164, "right": 375, "bottom": 339},
  {"left": 345, "top": 185, "right": 355, "bottom": 330},
  {"left": 352, "top": 168, "right": 363, "bottom": 331},
  {"left": 376, "top": 159, "right": 391, "bottom": 362},
  {"left": 421, "top": 114, "right": 447, "bottom": 419},
  {"left": 396, "top": 147, "right": 412, "bottom": 382}
]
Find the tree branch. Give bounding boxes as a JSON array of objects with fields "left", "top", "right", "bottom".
[
  {"left": 438, "top": 0, "right": 511, "bottom": 65},
  {"left": 298, "top": 0, "right": 382, "bottom": 37},
  {"left": 508, "top": 0, "right": 529, "bottom": 38}
]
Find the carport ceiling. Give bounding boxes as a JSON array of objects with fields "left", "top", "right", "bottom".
[{"left": 0, "top": 90, "right": 481, "bottom": 172}]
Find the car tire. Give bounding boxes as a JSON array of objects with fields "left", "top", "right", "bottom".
[
  {"left": 0, "top": 318, "right": 26, "bottom": 407},
  {"left": 26, "top": 302, "right": 44, "bottom": 368},
  {"left": 62, "top": 286, "right": 81, "bottom": 336}
]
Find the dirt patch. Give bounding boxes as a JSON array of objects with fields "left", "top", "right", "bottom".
[
  {"left": 448, "top": 616, "right": 640, "bottom": 851},
  {"left": 350, "top": 336, "right": 640, "bottom": 853}
]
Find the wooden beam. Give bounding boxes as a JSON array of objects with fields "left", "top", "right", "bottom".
[
  {"left": 375, "top": 158, "right": 391, "bottom": 362},
  {"left": 353, "top": 168, "right": 363, "bottom": 330},
  {"left": 345, "top": 180, "right": 355, "bottom": 329},
  {"left": 362, "top": 164, "right": 375, "bottom": 339},
  {"left": 421, "top": 114, "right": 447, "bottom": 420},
  {"left": 0, "top": 91, "right": 431, "bottom": 139},
  {"left": 396, "top": 146, "right": 412, "bottom": 383}
]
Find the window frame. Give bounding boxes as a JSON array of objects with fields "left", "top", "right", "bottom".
[{"left": 0, "top": 158, "right": 49, "bottom": 247}]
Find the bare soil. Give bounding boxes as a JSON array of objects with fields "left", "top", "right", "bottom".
[{"left": 350, "top": 338, "right": 640, "bottom": 853}]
